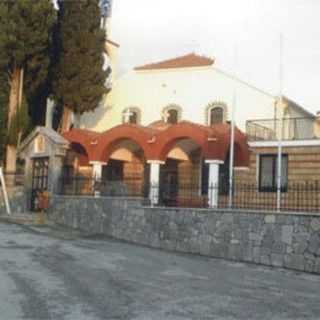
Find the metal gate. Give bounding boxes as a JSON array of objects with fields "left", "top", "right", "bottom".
[
  {"left": 31, "top": 157, "right": 49, "bottom": 211},
  {"left": 159, "top": 159, "right": 178, "bottom": 206}
]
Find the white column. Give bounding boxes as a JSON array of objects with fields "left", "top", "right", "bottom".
[
  {"left": 92, "top": 162, "right": 103, "bottom": 180},
  {"left": 148, "top": 161, "right": 163, "bottom": 206},
  {"left": 205, "top": 160, "right": 223, "bottom": 208},
  {"left": 198, "top": 159, "right": 203, "bottom": 196},
  {"left": 90, "top": 161, "right": 106, "bottom": 197}
]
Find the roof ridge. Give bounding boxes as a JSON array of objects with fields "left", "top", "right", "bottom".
[{"left": 134, "top": 52, "right": 214, "bottom": 71}]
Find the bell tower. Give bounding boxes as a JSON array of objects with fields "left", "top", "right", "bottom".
[
  {"left": 100, "top": 0, "right": 119, "bottom": 83},
  {"left": 100, "top": 0, "right": 113, "bottom": 34}
]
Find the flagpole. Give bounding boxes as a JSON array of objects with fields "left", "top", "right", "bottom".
[
  {"left": 228, "top": 44, "right": 237, "bottom": 208},
  {"left": 276, "top": 34, "right": 284, "bottom": 212}
]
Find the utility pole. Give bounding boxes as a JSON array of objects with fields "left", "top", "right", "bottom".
[
  {"left": 276, "top": 34, "right": 284, "bottom": 212},
  {"left": 228, "top": 44, "right": 238, "bottom": 208}
]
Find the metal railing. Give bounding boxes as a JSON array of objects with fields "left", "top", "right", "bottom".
[
  {"left": 151, "top": 181, "right": 320, "bottom": 212},
  {"left": 59, "top": 175, "right": 147, "bottom": 198},
  {"left": 246, "top": 117, "right": 316, "bottom": 141},
  {"left": 59, "top": 175, "right": 320, "bottom": 213}
]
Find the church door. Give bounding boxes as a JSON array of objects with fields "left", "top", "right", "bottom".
[
  {"left": 160, "top": 159, "right": 179, "bottom": 206},
  {"left": 30, "top": 157, "right": 49, "bottom": 211}
]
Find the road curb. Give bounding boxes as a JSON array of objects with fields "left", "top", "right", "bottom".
[{"left": 0, "top": 212, "right": 51, "bottom": 227}]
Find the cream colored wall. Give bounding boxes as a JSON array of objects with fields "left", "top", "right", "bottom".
[
  {"left": 272, "top": 99, "right": 315, "bottom": 140},
  {"left": 105, "top": 42, "right": 118, "bottom": 83},
  {"left": 80, "top": 65, "right": 277, "bottom": 133}
]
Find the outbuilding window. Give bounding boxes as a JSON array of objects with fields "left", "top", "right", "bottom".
[{"left": 34, "top": 135, "right": 45, "bottom": 153}]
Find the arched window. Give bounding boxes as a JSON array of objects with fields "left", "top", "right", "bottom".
[
  {"left": 162, "top": 105, "right": 182, "bottom": 124},
  {"left": 210, "top": 107, "right": 223, "bottom": 125},
  {"left": 167, "top": 109, "right": 178, "bottom": 124},
  {"left": 205, "top": 103, "right": 227, "bottom": 126},
  {"left": 122, "top": 108, "right": 141, "bottom": 124}
]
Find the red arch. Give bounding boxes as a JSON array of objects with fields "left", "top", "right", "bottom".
[
  {"left": 92, "top": 124, "right": 155, "bottom": 162},
  {"left": 69, "top": 142, "right": 90, "bottom": 166},
  {"left": 155, "top": 122, "right": 225, "bottom": 161},
  {"left": 63, "top": 129, "right": 94, "bottom": 160},
  {"left": 62, "top": 122, "right": 249, "bottom": 166}
]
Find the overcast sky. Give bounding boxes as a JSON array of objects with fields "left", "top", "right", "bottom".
[{"left": 110, "top": 0, "right": 320, "bottom": 113}]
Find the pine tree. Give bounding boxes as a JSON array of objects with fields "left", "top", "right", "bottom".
[
  {"left": 53, "top": 0, "right": 109, "bottom": 132},
  {"left": 0, "top": 0, "right": 56, "bottom": 173}
]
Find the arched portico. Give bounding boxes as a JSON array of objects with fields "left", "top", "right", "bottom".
[
  {"left": 151, "top": 122, "right": 222, "bottom": 207},
  {"left": 90, "top": 124, "right": 155, "bottom": 196},
  {"left": 62, "top": 131, "right": 93, "bottom": 194},
  {"left": 68, "top": 143, "right": 89, "bottom": 166},
  {"left": 63, "top": 129, "right": 95, "bottom": 162},
  {"left": 62, "top": 121, "right": 249, "bottom": 205},
  {"left": 154, "top": 122, "right": 225, "bottom": 161},
  {"left": 100, "top": 138, "right": 148, "bottom": 197},
  {"left": 92, "top": 124, "right": 155, "bottom": 162}
]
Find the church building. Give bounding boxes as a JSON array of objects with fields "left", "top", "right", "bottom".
[
  {"left": 61, "top": 36, "right": 318, "bottom": 209},
  {"left": 57, "top": 3, "right": 320, "bottom": 210}
]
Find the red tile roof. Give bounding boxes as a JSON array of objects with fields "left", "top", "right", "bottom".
[
  {"left": 134, "top": 53, "right": 214, "bottom": 71},
  {"left": 64, "top": 128, "right": 100, "bottom": 140}
]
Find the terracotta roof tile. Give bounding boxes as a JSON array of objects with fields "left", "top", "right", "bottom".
[{"left": 134, "top": 53, "right": 214, "bottom": 71}]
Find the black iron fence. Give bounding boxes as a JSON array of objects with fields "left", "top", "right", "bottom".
[
  {"left": 59, "top": 175, "right": 148, "bottom": 198},
  {"left": 246, "top": 117, "right": 315, "bottom": 141},
  {"left": 225, "top": 181, "right": 320, "bottom": 212},
  {"left": 58, "top": 175, "right": 320, "bottom": 213},
  {"left": 151, "top": 181, "right": 320, "bottom": 212}
]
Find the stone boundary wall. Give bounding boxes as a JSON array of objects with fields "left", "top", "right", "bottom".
[
  {"left": 48, "top": 195, "right": 320, "bottom": 274},
  {"left": 0, "top": 187, "right": 27, "bottom": 215}
]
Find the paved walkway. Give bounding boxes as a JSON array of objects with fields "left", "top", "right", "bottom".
[{"left": 0, "top": 222, "right": 319, "bottom": 320}]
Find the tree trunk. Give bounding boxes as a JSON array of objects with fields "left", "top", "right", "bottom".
[
  {"left": 5, "top": 67, "right": 21, "bottom": 174},
  {"left": 5, "top": 145, "right": 17, "bottom": 173},
  {"left": 59, "top": 105, "right": 72, "bottom": 133}
]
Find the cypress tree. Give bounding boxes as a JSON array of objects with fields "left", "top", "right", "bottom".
[
  {"left": 0, "top": 71, "right": 9, "bottom": 164},
  {"left": 53, "top": 0, "right": 109, "bottom": 132},
  {"left": 0, "top": 0, "right": 56, "bottom": 173}
]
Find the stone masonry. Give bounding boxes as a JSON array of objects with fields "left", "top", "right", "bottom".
[
  {"left": 0, "top": 187, "right": 27, "bottom": 215},
  {"left": 48, "top": 195, "right": 320, "bottom": 274}
]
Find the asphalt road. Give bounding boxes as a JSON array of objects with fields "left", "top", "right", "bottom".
[{"left": 0, "top": 222, "right": 319, "bottom": 320}]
